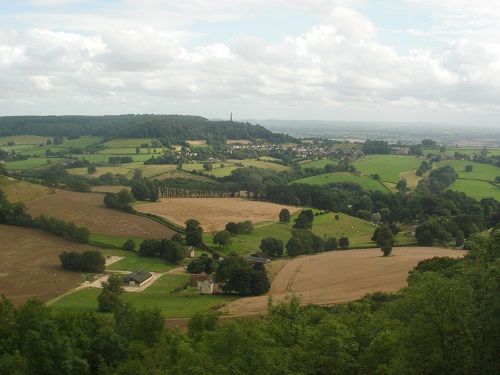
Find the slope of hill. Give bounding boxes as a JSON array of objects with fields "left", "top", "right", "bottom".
[{"left": 0, "top": 115, "right": 293, "bottom": 144}]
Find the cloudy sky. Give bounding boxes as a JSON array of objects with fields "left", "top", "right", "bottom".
[{"left": 1, "top": 0, "right": 499, "bottom": 126}]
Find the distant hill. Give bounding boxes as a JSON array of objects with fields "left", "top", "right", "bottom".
[{"left": 0, "top": 115, "right": 294, "bottom": 144}]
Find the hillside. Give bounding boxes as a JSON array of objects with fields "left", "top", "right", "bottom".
[{"left": 0, "top": 115, "right": 293, "bottom": 144}]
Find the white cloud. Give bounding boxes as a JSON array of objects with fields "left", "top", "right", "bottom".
[{"left": 0, "top": 1, "right": 499, "bottom": 125}]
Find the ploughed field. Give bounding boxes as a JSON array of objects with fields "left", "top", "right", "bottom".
[
  {"left": 0, "top": 225, "right": 95, "bottom": 305},
  {"left": 220, "top": 247, "right": 467, "bottom": 315},
  {"left": 135, "top": 198, "right": 302, "bottom": 231},
  {"left": 25, "top": 190, "right": 175, "bottom": 239}
]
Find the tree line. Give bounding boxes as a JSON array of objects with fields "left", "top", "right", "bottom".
[{"left": 0, "top": 189, "right": 90, "bottom": 243}]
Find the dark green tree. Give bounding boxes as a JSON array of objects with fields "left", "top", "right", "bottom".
[
  {"left": 339, "top": 237, "right": 350, "bottom": 250},
  {"left": 378, "top": 225, "right": 395, "bottom": 257},
  {"left": 259, "top": 237, "right": 284, "bottom": 257},
  {"left": 213, "top": 230, "right": 232, "bottom": 248},
  {"left": 185, "top": 219, "right": 203, "bottom": 246},
  {"left": 279, "top": 208, "right": 291, "bottom": 223},
  {"left": 122, "top": 239, "right": 135, "bottom": 251}
]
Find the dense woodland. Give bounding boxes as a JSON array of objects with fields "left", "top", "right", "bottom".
[
  {"left": 0, "top": 115, "right": 293, "bottom": 145},
  {"left": 0, "top": 229, "right": 498, "bottom": 374}
]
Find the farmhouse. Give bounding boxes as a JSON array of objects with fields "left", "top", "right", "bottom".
[
  {"left": 185, "top": 246, "right": 195, "bottom": 258},
  {"left": 122, "top": 270, "right": 152, "bottom": 287},
  {"left": 189, "top": 272, "right": 219, "bottom": 294}
]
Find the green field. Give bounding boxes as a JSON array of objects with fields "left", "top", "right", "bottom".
[
  {"left": 442, "top": 148, "right": 500, "bottom": 157},
  {"left": 89, "top": 233, "right": 147, "bottom": 248},
  {"left": 208, "top": 210, "right": 415, "bottom": 256},
  {"left": 67, "top": 163, "right": 178, "bottom": 178},
  {"left": 61, "top": 136, "right": 104, "bottom": 148},
  {"left": 50, "top": 282, "right": 229, "bottom": 317},
  {"left": 184, "top": 159, "right": 289, "bottom": 178},
  {"left": 435, "top": 160, "right": 500, "bottom": 181},
  {"left": 300, "top": 159, "right": 339, "bottom": 168},
  {"left": 97, "top": 147, "right": 160, "bottom": 155},
  {"left": 5, "top": 157, "right": 68, "bottom": 170},
  {"left": 228, "top": 159, "right": 289, "bottom": 171},
  {"left": 0, "top": 135, "right": 51, "bottom": 146},
  {"left": 102, "top": 138, "right": 155, "bottom": 148},
  {"left": 448, "top": 179, "right": 500, "bottom": 201},
  {"left": 106, "top": 256, "right": 180, "bottom": 272},
  {"left": 354, "top": 155, "right": 422, "bottom": 183},
  {"left": 292, "top": 172, "right": 389, "bottom": 193}
]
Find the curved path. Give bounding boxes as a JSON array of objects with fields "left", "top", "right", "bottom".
[{"left": 219, "top": 247, "right": 467, "bottom": 315}]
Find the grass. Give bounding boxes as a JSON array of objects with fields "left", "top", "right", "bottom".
[
  {"left": 435, "top": 160, "right": 500, "bottom": 181},
  {"left": 4, "top": 157, "right": 68, "bottom": 170},
  {"left": 61, "top": 136, "right": 104, "bottom": 148},
  {"left": 0, "top": 135, "right": 51, "bottom": 145},
  {"left": 207, "top": 210, "right": 413, "bottom": 256},
  {"left": 50, "top": 283, "right": 230, "bottom": 317},
  {"left": 0, "top": 176, "right": 55, "bottom": 203},
  {"left": 183, "top": 159, "right": 289, "bottom": 178},
  {"left": 89, "top": 233, "right": 147, "bottom": 248},
  {"left": 354, "top": 155, "right": 423, "bottom": 183},
  {"left": 300, "top": 159, "right": 340, "bottom": 168},
  {"left": 441, "top": 148, "right": 500, "bottom": 157},
  {"left": 448, "top": 180, "right": 500, "bottom": 201},
  {"left": 106, "top": 255, "right": 180, "bottom": 272},
  {"left": 102, "top": 138, "right": 155, "bottom": 148},
  {"left": 144, "top": 274, "right": 190, "bottom": 293},
  {"left": 292, "top": 172, "right": 389, "bottom": 193},
  {"left": 227, "top": 159, "right": 289, "bottom": 171}
]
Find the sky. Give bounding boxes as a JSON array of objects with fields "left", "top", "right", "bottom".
[{"left": 1, "top": 0, "right": 500, "bottom": 127}]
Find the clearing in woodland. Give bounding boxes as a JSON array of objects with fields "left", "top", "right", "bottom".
[
  {"left": 135, "top": 198, "right": 302, "bottom": 231},
  {"left": 25, "top": 190, "right": 175, "bottom": 238},
  {"left": 220, "top": 247, "right": 467, "bottom": 316}
]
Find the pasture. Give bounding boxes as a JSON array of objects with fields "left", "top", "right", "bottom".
[
  {"left": 0, "top": 225, "right": 96, "bottom": 305},
  {"left": 300, "top": 159, "right": 339, "bottom": 169},
  {"left": 25, "top": 190, "right": 175, "bottom": 238},
  {"left": 5, "top": 157, "right": 68, "bottom": 170},
  {"left": 135, "top": 197, "right": 302, "bottom": 233},
  {"left": 50, "top": 287, "right": 229, "bottom": 317},
  {"left": 354, "top": 155, "right": 422, "bottom": 183},
  {"left": 102, "top": 138, "right": 154, "bottom": 148},
  {"left": 0, "top": 135, "right": 51, "bottom": 146},
  {"left": 221, "top": 247, "right": 467, "bottom": 315},
  {"left": 292, "top": 172, "right": 389, "bottom": 193},
  {"left": 449, "top": 180, "right": 500, "bottom": 201},
  {"left": 435, "top": 160, "right": 500, "bottom": 181},
  {"left": 442, "top": 147, "right": 500, "bottom": 157},
  {"left": 208, "top": 210, "right": 416, "bottom": 256}
]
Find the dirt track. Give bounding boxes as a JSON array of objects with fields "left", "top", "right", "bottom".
[{"left": 219, "top": 247, "right": 467, "bottom": 315}]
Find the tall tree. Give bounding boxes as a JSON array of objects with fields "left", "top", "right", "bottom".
[{"left": 279, "top": 208, "right": 291, "bottom": 223}]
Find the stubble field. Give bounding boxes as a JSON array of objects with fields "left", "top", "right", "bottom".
[
  {"left": 25, "top": 190, "right": 175, "bottom": 238},
  {"left": 220, "top": 247, "right": 467, "bottom": 315},
  {"left": 0, "top": 225, "right": 96, "bottom": 305},
  {"left": 135, "top": 198, "right": 303, "bottom": 231}
]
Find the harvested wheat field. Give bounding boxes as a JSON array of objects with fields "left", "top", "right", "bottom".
[
  {"left": 25, "top": 190, "right": 174, "bottom": 238},
  {"left": 0, "top": 225, "right": 96, "bottom": 305},
  {"left": 220, "top": 247, "right": 467, "bottom": 316},
  {"left": 135, "top": 198, "right": 302, "bottom": 231}
]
